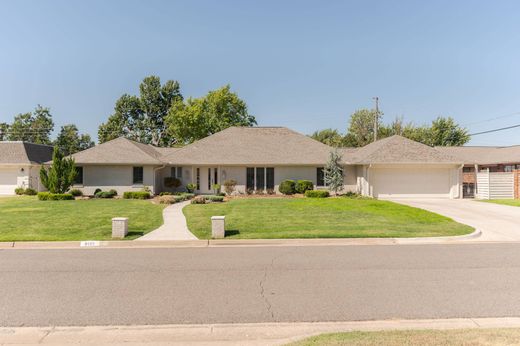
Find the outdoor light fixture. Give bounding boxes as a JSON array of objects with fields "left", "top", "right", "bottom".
[{"left": 20, "top": 168, "right": 24, "bottom": 172}]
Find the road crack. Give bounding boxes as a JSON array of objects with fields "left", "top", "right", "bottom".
[{"left": 259, "top": 247, "right": 298, "bottom": 321}]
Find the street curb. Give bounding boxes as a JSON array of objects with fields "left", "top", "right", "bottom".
[
  {"left": 0, "top": 229, "right": 483, "bottom": 250},
  {"left": 2, "top": 317, "right": 520, "bottom": 345}
]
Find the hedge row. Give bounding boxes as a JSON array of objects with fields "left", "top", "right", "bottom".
[
  {"left": 15, "top": 187, "right": 37, "bottom": 196},
  {"left": 279, "top": 179, "right": 315, "bottom": 195},
  {"left": 123, "top": 191, "right": 151, "bottom": 199},
  {"left": 304, "top": 190, "right": 330, "bottom": 198},
  {"left": 37, "top": 192, "right": 74, "bottom": 201}
]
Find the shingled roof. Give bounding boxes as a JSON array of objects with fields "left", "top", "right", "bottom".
[
  {"left": 161, "top": 127, "right": 332, "bottom": 165},
  {"left": 346, "top": 135, "right": 463, "bottom": 164},
  {"left": 0, "top": 142, "right": 53, "bottom": 164},
  {"left": 70, "top": 137, "right": 164, "bottom": 165},
  {"left": 435, "top": 145, "right": 520, "bottom": 165}
]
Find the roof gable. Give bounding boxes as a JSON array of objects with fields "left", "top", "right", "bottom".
[
  {"left": 71, "top": 137, "right": 163, "bottom": 165},
  {"left": 351, "top": 135, "right": 462, "bottom": 164},
  {"left": 162, "top": 127, "right": 333, "bottom": 165},
  {"left": 0, "top": 142, "right": 53, "bottom": 164}
]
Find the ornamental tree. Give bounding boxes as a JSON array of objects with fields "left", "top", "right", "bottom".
[
  {"left": 324, "top": 149, "right": 344, "bottom": 195},
  {"left": 40, "top": 147, "right": 77, "bottom": 194}
]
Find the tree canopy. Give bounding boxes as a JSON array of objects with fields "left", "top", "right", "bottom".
[
  {"left": 166, "top": 85, "right": 256, "bottom": 144},
  {"left": 98, "top": 76, "right": 183, "bottom": 146},
  {"left": 55, "top": 124, "right": 95, "bottom": 156},
  {"left": 1, "top": 105, "right": 54, "bottom": 144},
  {"left": 311, "top": 109, "right": 470, "bottom": 148}
]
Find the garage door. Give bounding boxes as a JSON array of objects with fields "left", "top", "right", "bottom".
[
  {"left": 0, "top": 168, "right": 19, "bottom": 195},
  {"left": 371, "top": 167, "right": 452, "bottom": 198}
]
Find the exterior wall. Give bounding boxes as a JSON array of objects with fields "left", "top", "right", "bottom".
[
  {"left": 73, "top": 165, "right": 157, "bottom": 196},
  {"left": 178, "top": 165, "right": 359, "bottom": 194},
  {"left": 0, "top": 165, "right": 32, "bottom": 195}
]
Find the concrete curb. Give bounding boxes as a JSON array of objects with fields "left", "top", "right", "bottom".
[
  {"left": 0, "top": 229, "right": 484, "bottom": 250},
  {"left": 2, "top": 317, "right": 520, "bottom": 345}
]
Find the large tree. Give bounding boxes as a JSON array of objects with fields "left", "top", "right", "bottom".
[
  {"left": 343, "top": 109, "right": 381, "bottom": 147},
  {"left": 98, "top": 76, "right": 182, "bottom": 146},
  {"left": 166, "top": 85, "right": 256, "bottom": 144},
  {"left": 55, "top": 124, "right": 95, "bottom": 156},
  {"left": 3, "top": 105, "right": 54, "bottom": 144},
  {"left": 310, "top": 128, "right": 345, "bottom": 147},
  {"left": 426, "top": 116, "right": 470, "bottom": 146}
]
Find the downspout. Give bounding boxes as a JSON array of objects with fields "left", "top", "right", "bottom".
[
  {"left": 153, "top": 164, "right": 166, "bottom": 196},
  {"left": 366, "top": 164, "right": 372, "bottom": 197}
]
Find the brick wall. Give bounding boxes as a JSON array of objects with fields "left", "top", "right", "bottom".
[{"left": 463, "top": 172, "right": 476, "bottom": 184}]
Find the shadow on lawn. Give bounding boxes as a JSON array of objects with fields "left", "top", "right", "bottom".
[
  {"left": 225, "top": 230, "right": 240, "bottom": 237},
  {"left": 127, "top": 231, "right": 144, "bottom": 237}
]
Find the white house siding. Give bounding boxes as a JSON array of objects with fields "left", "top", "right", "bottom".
[
  {"left": 0, "top": 165, "right": 34, "bottom": 195},
  {"left": 74, "top": 165, "right": 157, "bottom": 196}
]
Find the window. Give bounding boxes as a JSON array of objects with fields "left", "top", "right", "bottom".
[
  {"left": 74, "top": 167, "right": 83, "bottom": 185},
  {"left": 170, "top": 167, "right": 183, "bottom": 178},
  {"left": 208, "top": 168, "right": 211, "bottom": 190},
  {"left": 266, "top": 167, "right": 274, "bottom": 190},
  {"left": 196, "top": 168, "right": 200, "bottom": 190},
  {"left": 246, "top": 167, "right": 255, "bottom": 191},
  {"left": 505, "top": 165, "right": 515, "bottom": 172},
  {"left": 214, "top": 168, "right": 218, "bottom": 186},
  {"left": 133, "top": 167, "right": 143, "bottom": 184},
  {"left": 462, "top": 167, "right": 474, "bottom": 173},
  {"left": 317, "top": 167, "right": 325, "bottom": 186},
  {"left": 256, "top": 167, "right": 265, "bottom": 190}
]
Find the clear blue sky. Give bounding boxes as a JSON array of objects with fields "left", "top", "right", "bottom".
[{"left": 1, "top": 0, "right": 519, "bottom": 145}]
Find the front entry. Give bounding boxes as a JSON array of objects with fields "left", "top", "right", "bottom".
[{"left": 197, "top": 167, "right": 219, "bottom": 194}]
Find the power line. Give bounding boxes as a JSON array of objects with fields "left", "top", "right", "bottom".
[
  {"left": 463, "top": 111, "right": 520, "bottom": 127},
  {"left": 469, "top": 123, "right": 520, "bottom": 136}
]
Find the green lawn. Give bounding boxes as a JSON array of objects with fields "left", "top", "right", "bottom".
[
  {"left": 0, "top": 196, "right": 165, "bottom": 241},
  {"left": 183, "top": 197, "right": 473, "bottom": 239},
  {"left": 288, "top": 329, "right": 520, "bottom": 346},
  {"left": 480, "top": 199, "right": 520, "bottom": 207}
]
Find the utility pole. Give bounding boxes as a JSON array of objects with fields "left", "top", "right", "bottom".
[{"left": 373, "top": 96, "right": 379, "bottom": 142}]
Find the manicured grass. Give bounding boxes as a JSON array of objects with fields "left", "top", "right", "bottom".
[
  {"left": 480, "top": 199, "right": 520, "bottom": 207},
  {"left": 0, "top": 196, "right": 165, "bottom": 241},
  {"left": 183, "top": 197, "right": 473, "bottom": 239},
  {"left": 288, "top": 329, "right": 520, "bottom": 346}
]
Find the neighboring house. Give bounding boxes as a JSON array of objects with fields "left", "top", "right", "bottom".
[
  {"left": 65, "top": 127, "right": 465, "bottom": 199},
  {"left": 0, "top": 142, "right": 53, "bottom": 195},
  {"left": 436, "top": 146, "right": 520, "bottom": 199}
]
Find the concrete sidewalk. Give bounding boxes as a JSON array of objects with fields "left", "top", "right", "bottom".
[
  {"left": 136, "top": 201, "right": 197, "bottom": 241},
  {"left": 3, "top": 317, "right": 520, "bottom": 345}
]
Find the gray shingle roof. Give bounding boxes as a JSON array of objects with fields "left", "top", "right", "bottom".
[
  {"left": 436, "top": 145, "right": 520, "bottom": 165},
  {"left": 161, "top": 127, "right": 333, "bottom": 165},
  {"left": 345, "top": 135, "right": 463, "bottom": 164},
  {"left": 0, "top": 142, "right": 54, "bottom": 164},
  {"left": 70, "top": 137, "right": 163, "bottom": 165}
]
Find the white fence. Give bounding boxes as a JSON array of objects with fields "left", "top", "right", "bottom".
[{"left": 476, "top": 171, "right": 514, "bottom": 199}]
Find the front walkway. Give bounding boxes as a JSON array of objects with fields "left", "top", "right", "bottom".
[
  {"left": 136, "top": 201, "right": 198, "bottom": 241},
  {"left": 390, "top": 198, "right": 520, "bottom": 241}
]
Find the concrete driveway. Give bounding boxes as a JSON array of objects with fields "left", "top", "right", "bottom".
[{"left": 389, "top": 198, "right": 520, "bottom": 241}]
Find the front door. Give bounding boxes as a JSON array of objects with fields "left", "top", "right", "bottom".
[{"left": 198, "top": 167, "right": 218, "bottom": 194}]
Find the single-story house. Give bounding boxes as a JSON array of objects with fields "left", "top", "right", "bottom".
[
  {"left": 3, "top": 126, "right": 520, "bottom": 199},
  {"left": 0, "top": 141, "right": 53, "bottom": 195},
  {"left": 64, "top": 127, "right": 465, "bottom": 199}
]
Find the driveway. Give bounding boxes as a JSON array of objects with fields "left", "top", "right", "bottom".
[{"left": 389, "top": 198, "right": 520, "bottom": 241}]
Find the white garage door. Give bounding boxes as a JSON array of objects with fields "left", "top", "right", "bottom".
[
  {"left": 372, "top": 167, "right": 452, "bottom": 198},
  {"left": 0, "top": 168, "right": 19, "bottom": 195}
]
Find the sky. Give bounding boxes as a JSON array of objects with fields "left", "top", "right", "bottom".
[{"left": 0, "top": 0, "right": 519, "bottom": 146}]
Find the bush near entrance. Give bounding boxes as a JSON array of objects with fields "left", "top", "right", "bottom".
[
  {"left": 295, "top": 180, "right": 314, "bottom": 194},
  {"left": 279, "top": 180, "right": 296, "bottom": 195}
]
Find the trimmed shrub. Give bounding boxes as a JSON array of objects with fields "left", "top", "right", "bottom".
[
  {"left": 37, "top": 192, "right": 74, "bottom": 201},
  {"left": 164, "top": 177, "right": 181, "bottom": 189},
  {"left": 123, "top": 191, "right": 151, "bottom": 199},
  {"left": 186, "top": 183, "right": 197, "bottom": 193},
  {"left": 69, "top": 189, "right": 83, "bottom": 197},
  {"left": 14, "top": 187, "right": 25, "bottom": 195},
  {"left": 95, "top": 189, "right": 117, "bottom": 199},
  {"left": 223, "top": 179, "right": 237, "bottom": 195},
  {"left": 279, "top": 180, "right": 296, "bottom": 195},
  {"left": 159, "top": 192, "right": 173, "bottom": 196},
  {"left": 24, "top": 188, "right": 37, "bottom": 196},
  {"left": 201, "top": 195, "right": 225, "bottom": 202},
  {"left": 93, "top": 188, "right": 102, "bottom": 196},
  {"left": 304, "top": 190, "right": 330, "bottom": 198},
  {"left": 191, "top": 196, "right": 206, "bottom": 204},
  {"left": 295, "top": 180, "right": 314, "bottom": 194},
  {"left": 181, "top": 193, "right": 195, "bottom": 199}
]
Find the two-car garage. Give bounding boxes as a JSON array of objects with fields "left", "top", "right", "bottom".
[{"left": 370, "top": 165, "right": 461, "bottom": 199}]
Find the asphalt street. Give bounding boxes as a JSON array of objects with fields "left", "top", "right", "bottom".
[{"left": 1, "top": 243, "right": 520, "bottom": 327}]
